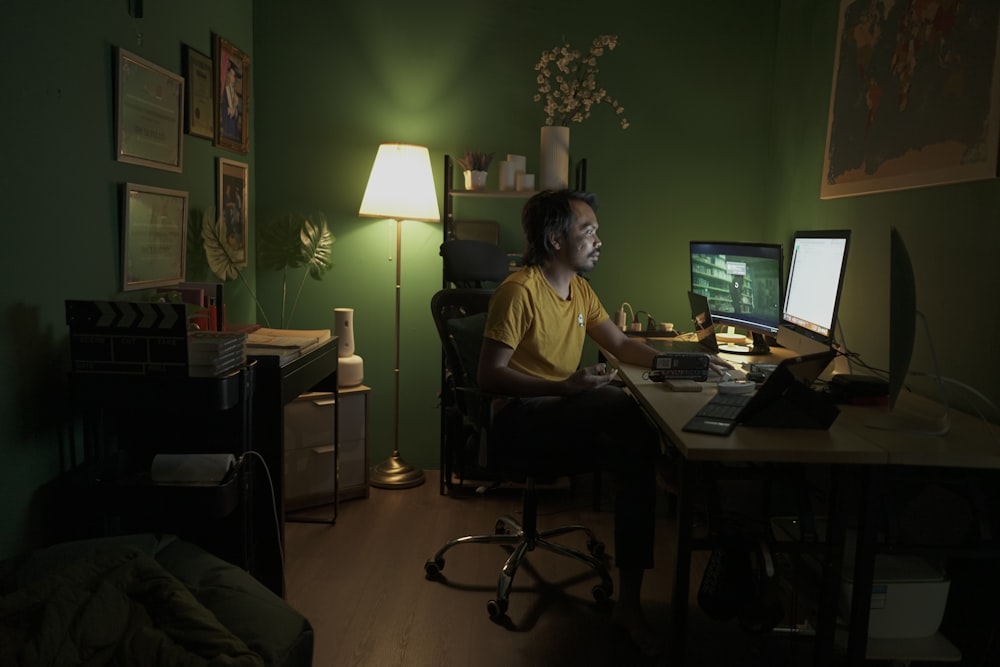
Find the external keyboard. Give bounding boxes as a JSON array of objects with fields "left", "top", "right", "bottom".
[{"left": 695, "top": 393, "right": 752, "bottom": 420}]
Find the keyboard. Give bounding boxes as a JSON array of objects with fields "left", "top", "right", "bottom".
[{"left": 694, "top": 392, "right": 752, "bottom": 420}]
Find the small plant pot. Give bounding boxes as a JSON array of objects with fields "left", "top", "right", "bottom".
[{"left": 464, "top": 170, "right": 488, "bottom": 190}]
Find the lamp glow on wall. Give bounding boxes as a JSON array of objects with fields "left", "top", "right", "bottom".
[{"left": 359, "top": 143, "right": 440, "bottom": 489}]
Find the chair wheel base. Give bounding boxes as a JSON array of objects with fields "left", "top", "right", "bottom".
[{"left": 487, "top": 598, "right": 507, "bottom": 619}]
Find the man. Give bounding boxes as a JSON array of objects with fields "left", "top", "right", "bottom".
[{"left": 478, "top": 189, "right": 663, "bottom": 656}]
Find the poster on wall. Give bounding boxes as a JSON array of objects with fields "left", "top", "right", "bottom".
[
  {"left": 214, "top": 34, "right": 250, "bottom": 154},
  {"left": 217, "top": 158, "right": 249, "bottom": 268},
  {"left": 820, "top": 0, "right": 1000, "bottom": 199}
]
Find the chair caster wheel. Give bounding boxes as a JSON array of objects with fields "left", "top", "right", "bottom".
[
  {"left": 587, "top": 540, "right": 606, "bottom": 558},
  {"left": 494, "top": 520, "right": 510, "bottom": 535},
  {"left": 424, "top": 558, "right": 444, "bottom": 579},
  {"left": 487, "top": 598, "right": 507, "bottom": 619},
  {"left": 592, "top": 582, "right": 613, "bottom": 605}
]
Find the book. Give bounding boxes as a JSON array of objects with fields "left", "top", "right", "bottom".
[{"left": 247, "top": 327, "right": 331, "bottom": 349}]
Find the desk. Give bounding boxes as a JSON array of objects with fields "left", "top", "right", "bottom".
[
  {"left": 610, "top": 353, "right": 884, "bottom": 665},
  {"left": 248, "top": 336, "right": 339, "bottom": 597},
  {"left": 611, "top": 345, "right": 1000, "bottom": 664}
]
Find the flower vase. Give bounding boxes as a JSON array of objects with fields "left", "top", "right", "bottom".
[
  {"left": 463, "top": 170, "right": 488, "bottom": 190},
  {"left": 539, "top": 125, "right": 570, "bottom": 190}
]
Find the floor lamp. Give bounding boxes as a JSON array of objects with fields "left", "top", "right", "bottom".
[{"left": 359, "top": 143, "right": 440, "bottom": 489}]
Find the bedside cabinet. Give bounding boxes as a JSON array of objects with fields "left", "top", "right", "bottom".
[{"left": 284, "top": 385, "right": 370, "bottom": 510}]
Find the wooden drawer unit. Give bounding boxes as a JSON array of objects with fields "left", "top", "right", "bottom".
[{"left": 283, "top": 385, "right": 370, "bottom": 510}]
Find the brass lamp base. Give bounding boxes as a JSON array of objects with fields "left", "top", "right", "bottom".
[{"left": 370, "top": 454, "right": 425, "bottom": 489}]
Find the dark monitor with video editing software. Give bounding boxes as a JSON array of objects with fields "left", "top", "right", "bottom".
[{"left": 689, "top": 241, "right": 783, "bottom": 353}]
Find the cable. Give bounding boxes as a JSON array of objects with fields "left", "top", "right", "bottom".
[{"left": 240, "top": 450, "right": 285, "bottom": 588}]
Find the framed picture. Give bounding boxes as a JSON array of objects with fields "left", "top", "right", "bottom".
[
  {"left": 821, "top": 0, "right": 1000, "bottom": 199},
  {"left": 115, "top": 48, "right": 184, "bottom": 172},
  {"left": 214, "top": 34, "right": 250, "bottom": 153},
  {"left": 217, "top": 158, "right": 249, "bottom": 267},
  {"left": 121, "top": 183, "right": 188, "bottom": 291},
  {"left": 182, "top": 44, "right": 214, "bottom": 140}
]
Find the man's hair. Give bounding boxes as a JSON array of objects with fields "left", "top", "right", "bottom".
[{"left": 521, "top": 189, "right": 599, "bottom": 266}]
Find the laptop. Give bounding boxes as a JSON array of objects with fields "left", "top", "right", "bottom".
[
  {"left": 682, "top": 350, "right": 839, "bottom": 436},
  {"left": 654, "top": 291, "right": 721, "bottom": 354}
]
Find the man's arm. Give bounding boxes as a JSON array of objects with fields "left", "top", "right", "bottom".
[
  {"left": 478, "top": 337, "right": 618, "bottom": 397},
  {"left": 588, "top": 319, "right": 659, "bottom": 367}
]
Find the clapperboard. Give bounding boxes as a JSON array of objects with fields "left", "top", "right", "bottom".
[{"left": 65, "top": 300, "right": 189, "bottom": 376}]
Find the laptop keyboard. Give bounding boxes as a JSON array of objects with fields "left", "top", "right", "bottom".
[{"left": 696, "top": 393, "right": 753, "bottom": 420}]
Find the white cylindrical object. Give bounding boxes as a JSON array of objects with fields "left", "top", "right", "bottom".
[
  {"left": 539, "top": 125, "right": 569, "bottom": 190},
  {"left": 335, "top": 307, "right": 355, "bottom": 357},
  {"left": 506, "top": 154, "right": 526, "bottom": 175},
  {"left": 338, "top": 354, "right": 364, "bottom": 387},
  {"left": 516, "top": 173, "right": 535, "bottom": 192},
  {"left": 498, "top": 160, "right": 516, "bottom": 191}
]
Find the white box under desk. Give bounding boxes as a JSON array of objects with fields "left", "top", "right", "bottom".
[{"left": 283, "top": 385, "right": 370, "bottom": 510}]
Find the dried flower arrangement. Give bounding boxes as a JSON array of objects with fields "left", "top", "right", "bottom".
[
  {"left": 455, "top": 150, "right": 495, "bottom": 172},
  {"left": 534, "top": 34, "right": 629, "bottom": 129}
]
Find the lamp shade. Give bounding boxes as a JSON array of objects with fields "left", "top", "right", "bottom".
[{"left": 359, "top": 143, "right": 441, "bottom": 222}]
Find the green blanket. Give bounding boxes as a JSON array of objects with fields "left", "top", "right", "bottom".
[{"left": 0, "top": 545, "right": 264, "bottom": 666}]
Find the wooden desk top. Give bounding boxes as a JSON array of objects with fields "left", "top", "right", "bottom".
[
  {"left": 611, "top": 341, "right": 1000, "bottom": 470},
  {"left": 612, "top": 359, "right": 887, "bottom": 465}
]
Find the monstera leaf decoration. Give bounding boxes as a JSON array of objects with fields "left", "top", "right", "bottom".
[{"left": 202, "top": 208, "right": 335, "bottom": 327}]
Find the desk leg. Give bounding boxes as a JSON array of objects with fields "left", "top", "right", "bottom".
[
  {"left": 847, "top": 465, "right": 878, "bottom": 664},
  {"left": 814, "top": 464, "right": 849, "bottom": 666},
  {"left": 669, "top": 456, "right": 694, "bottom": 664}
]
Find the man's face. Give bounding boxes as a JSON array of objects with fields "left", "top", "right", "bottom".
[{"left": 558, "top": 200, "right": 602, "bottom": 273}]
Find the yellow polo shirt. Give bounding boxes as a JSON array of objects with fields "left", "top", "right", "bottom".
[{"left": 483, "top": 266, "right": 609, "bottom": 381}]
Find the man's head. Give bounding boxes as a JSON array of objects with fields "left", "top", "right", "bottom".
[{"left": 522, "top": 189, "right": 601, "bottom": 271}]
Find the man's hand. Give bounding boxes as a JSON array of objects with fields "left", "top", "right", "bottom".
[{"left": 564, "top": 363, "right": 619, "bottom": 394}]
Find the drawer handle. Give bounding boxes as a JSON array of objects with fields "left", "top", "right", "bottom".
[
  {"left": 312, "top": 398, "right": 336, "bottom": 406},
  {"left": 311, "top": 445, "right": 335, "bottom": 455}
]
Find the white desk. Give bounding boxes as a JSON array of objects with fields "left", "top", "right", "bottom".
[{"left": 609, "top": 346, "right": 1000, "bottom": 665}]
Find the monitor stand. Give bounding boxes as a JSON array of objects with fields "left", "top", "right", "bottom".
[{"left": 718, "top": 332, "right": 770, "bottom": 355}]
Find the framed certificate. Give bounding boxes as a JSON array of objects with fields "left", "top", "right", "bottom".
[
  {"left": 121, "top": 183, "right": 188, "bottom": 291},
  {"left": 115, "top": 48, "right": 185, "bottom": 172},
  {"left": 182, "top": 44, "right": 214, "bottom": 140}
]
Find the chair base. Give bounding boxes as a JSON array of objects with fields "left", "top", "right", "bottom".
[{"left": 424, "top": 510, "right": 614, "bottom": 619}]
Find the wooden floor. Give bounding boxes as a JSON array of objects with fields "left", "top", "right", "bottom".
[{"left": 284, "top": 471, "right": 828, "bottom": 666}]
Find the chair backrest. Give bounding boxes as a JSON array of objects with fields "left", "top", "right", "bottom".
[
  {"left": 440, "top": 240, "right": 510, "bottom": 289},
  {"left": 431, "top": 288, "right": 493, "bottom": 393}
]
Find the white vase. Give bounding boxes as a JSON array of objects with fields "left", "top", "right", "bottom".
[
  {"left": 539, "top": 125, "right": 570, "bottom": 190},
  {"left": 334, "top": 307, "right": 355, "bottom": 357},
  {"left": 463, "top": 169, "right": 488, "bottom": 190}
]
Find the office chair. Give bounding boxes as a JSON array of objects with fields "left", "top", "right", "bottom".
[
  {"left": 437, "top": 239, "right": 511, "bottom": 494},
  {"left": 425, "top": 288, "right": 614, "bottom": 619},
  {"left": 440, "top": 239, "right": 510, "bottom": 288}
]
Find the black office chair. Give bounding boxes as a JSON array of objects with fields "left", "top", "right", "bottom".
[
  {"left": 425, "top": 288, "right": 614, "bottom": 619},
  {"left": 440, "top": 239, "right": 510, "bottom": 288}
]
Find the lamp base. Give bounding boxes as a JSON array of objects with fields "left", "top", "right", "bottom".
[{"left": 369, "top": 454, "right": 425, "bottom": 489}]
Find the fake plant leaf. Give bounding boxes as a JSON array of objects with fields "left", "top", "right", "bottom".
[
  {"left": 258, "top": 213, "right": 306, "bottom": 271},
  {"left": 201, "top": 207, "right": 242, "bottom": 281},
  {"left": 186, "top": 209, "right": 209, "bottom": 278},
  {"left": 300, "top": 212, "right": 335, "bottom": 280}
]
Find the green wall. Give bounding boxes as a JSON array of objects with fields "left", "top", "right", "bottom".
[
  {"left": 3, "top": 0, "right": 998, "bottom": 562},
  {"left": 0, "top": 0, "right": 254, "bottom": 557},
  {"left": 250, "top": 0, "right": 782, "bottom": 480}
]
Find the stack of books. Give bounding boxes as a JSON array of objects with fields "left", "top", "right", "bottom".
[
  {"left": 187, "top": 331, "right": 248, "bottom": 377},
  {"left": 245, "top": 327, "right": 331, "bottom": 364}
]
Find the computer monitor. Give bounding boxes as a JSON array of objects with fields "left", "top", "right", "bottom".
[
  {"left": 689, "top": 240, "right": 783, "bottom": 354},
  {"left": 777, "top": 230, "right": 851, "bottom": 354},
  {"left": 865, "top": 226, "right": 950, "bottom": 434}
]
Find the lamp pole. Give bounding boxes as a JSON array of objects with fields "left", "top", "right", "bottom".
[{"left": 369, "top": 218, "right": 425, "bottom": 488}]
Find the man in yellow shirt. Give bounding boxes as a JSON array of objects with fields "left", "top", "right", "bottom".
[{"left": 479, "top": 189, "right": 664, "bottom": 656}]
